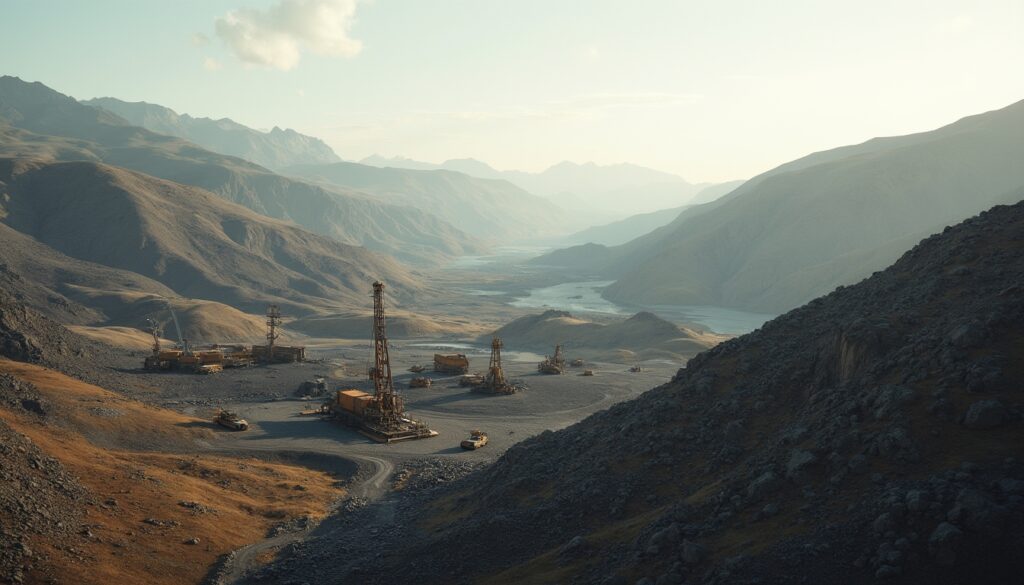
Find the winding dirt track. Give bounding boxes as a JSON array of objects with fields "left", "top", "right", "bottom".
[{"left": 210, "top": 449, "right": 393, "bottom": 585}]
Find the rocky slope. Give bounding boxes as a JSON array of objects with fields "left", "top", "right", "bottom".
[
  {"left": 256, "top": 200, "right": 1024, "bottom": 584},
  {"left": 285, "top": 161, "right": 567, "bottom": 241},
  {"left": 541, "top": 99, "right": 1024, "bottom": 313},
  {"left": 486, "top": 310, "right": 727, "bottom": 360},
  {"left": 0, "top": 158, "right": 420, "bottom": 316},
  {"left": 83, "top": 96, "right": 341, "bottom": 171},
  {"left": 0, "top": 76, "right": 484, "bottom": 264}
]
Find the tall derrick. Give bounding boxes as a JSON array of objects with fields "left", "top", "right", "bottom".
[
  {"left": 368, "top": 281, "right": 403, "bottom": 425},
  {"left": 472, "top": 336, "right": 521, "bottom": 394},
  {"left": 327, "top": 280, "right": 436, "bottom": 442},
  {"left": 266, "top": 304, "right": 281, "bottom": 361}
]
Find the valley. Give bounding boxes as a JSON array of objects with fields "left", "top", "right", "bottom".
[{"left": 3, "top": 8, "right": 1024, "bottom": 582}]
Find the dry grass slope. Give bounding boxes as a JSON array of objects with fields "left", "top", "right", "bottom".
[{"left": 0, "top": 359, "right": 342, "bottom": 585}]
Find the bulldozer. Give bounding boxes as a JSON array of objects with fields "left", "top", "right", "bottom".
[
  {"left": 214, "top": 410, "right": 249, "bottom": 431},
  {"left": 409, "top": 376, "right": 432, "bottom": 388}
]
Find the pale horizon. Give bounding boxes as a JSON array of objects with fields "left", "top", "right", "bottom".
[{"left": 4, "top": 0, "right": 1024, "bottom": 182}]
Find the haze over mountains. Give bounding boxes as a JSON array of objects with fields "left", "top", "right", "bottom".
[
  {"left": 284, "top": 162, "right": 567, "bottom": 241},
  {"left": 83, "top": 97, "right": 341, "bottom": 171},
  {"left": 562, "top": 180, "right": 745, "bottom": 246},
  {"left": 360, "top": 154, "right": 715, "bottom": 217},
  {"left": 0, "top": 76, "right": 483, "bottom": 265},
  {"left": 537, "top": 98, "right": 1024, "bottom": 313}
]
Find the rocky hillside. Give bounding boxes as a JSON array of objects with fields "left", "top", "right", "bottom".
[
  {"left": 0, "top": 76, "right": 484, "bottom": 264},
  {"left": 258, "top": 200, "right": 1024, "bottom": 584},
  {"left": 486, "top": 310, "right": 727, "bottom": 360},
  {"left": 83, "top": 97, "right": 341, "bottom": 171},
  {"left": 285, "top": 161, "right": 567, "bottom": 241},
  {"left": 0, "top": 158, "right": 420, "bottom": 316}
]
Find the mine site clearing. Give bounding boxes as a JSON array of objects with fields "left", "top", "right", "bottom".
[
  {"left": 197, "top": 346, "right": 673, "bottom": 462},
  {"left": 126, "top": 286, "right": 679, "bottom": 582}
]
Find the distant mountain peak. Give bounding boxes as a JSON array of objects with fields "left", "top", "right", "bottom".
[{"left": 81, "top": 96, "right": 340, "bottom": 171}]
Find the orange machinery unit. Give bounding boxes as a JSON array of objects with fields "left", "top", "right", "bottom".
[{"left": 433, "top": 353, "right": 470, "bottom": 374}]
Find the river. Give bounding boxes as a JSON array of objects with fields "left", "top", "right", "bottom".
[{"left": 508, "top": 280, "right": 775, "bottom": 335}]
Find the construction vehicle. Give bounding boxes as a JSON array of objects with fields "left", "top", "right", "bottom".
[
  {"left": 459, "top": 374, "right": 485, "bottom": 386},
  {"left": 214, "top": 410, "right": 249, "bottom": 431},
  {"left": 537, "top": 344, "right": 566, "bottom": 375},
  {"left": 409, "top": 365, "right": 426, "bottom": 373},
  {"left": 570, "top": 359, "right": 585, "bottom": 368},
  {"left": 409, "top": 376, "right": 432, "bottom": 388},
  {"left": 460, "top": 430, "right": 488, "bottom": 450},
  {"left": 472, "top": 337, "right": 522, "bottom": 395},
  {"left": 327, "top": 282, "right": 436, "bottom": 443},
  {"left": 295, "top": 376, "right": 328, "bottom": 397},
  {"left": 434, "top": 353, "right": 470, "bottom": 374},
  {"left": 629, "top": 365, "right": 643, "bottom": 373},
  {"left": 142, "top": 302, "right": 224, "bottom": 373},
  {"left": 581, "top": 369, "right": 595, "bottom": 376}
]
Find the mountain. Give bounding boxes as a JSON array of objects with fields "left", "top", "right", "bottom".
[
  {"left": 83, "top": 96, "right": 341, "bottom": 171},
  {"left": 257, "top": 199, "right": 1024, "bottom": 584},
  {"left": 284, "top": 161, "right": 567, "bottom": 241},
  {"left": 539, "top": 99, "right": 1024, "bottom": 313},
  {"left": 562, "top": 205, "right": 689, "bottom": 246},
  {"left": 484, "top": 309, "right": 727, "bottom": 360},
  {"left": 0, "top": 76, "right": 483, "bottom": 264},
  {"left": 0, "top": 158, "right": 420, "bottom": 317},
  {"left": 359, "top": 155, "right": 717, "bottom": 216},
  {"left": 559, "top": 179, "right": 745, "bottom": 248}
]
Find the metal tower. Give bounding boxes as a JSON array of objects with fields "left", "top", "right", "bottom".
[
  {"left": 266, "top": 304, "right": 281, "bottom": 360},
  {"left": 371, "top": 281, "right": 402, "bottom": 423},
  {"left": 487, "top": 336, "right": 506, "bottom": 387},
  {"left": 146, "top": 318, "right": 162, "bottom": 355}
]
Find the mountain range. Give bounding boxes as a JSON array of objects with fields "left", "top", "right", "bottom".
[
  {"left": 359, "top": 155, "right": 717, "bottom": 217},
  {"left": 0, "top": 157, "right": 420, "bottom": 338},
  {"left": 84, "top": 92, "right": 574, "bottom": 243},
  {"left": 283, "top": 161, "right": 567, "bottom": 241},
  {"left": 0, "top": 76, "right": 483, "bottom": 265},
  {"left": 83, "top": 96, "right": 341, "bottom": 171},
  {"left": 536, "top": 98, "right": 1024, "bottom": 313}
]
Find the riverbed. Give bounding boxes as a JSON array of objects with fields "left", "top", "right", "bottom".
[{"left": 508, "top": 280, "right": 774, "bottom": 335}]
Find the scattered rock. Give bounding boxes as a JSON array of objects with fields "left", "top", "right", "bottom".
[{"left": 963, "top": 400, "right": 1006, "bottom": 429}]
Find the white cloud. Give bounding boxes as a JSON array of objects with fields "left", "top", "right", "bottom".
[
  {"left": 203, "top": 57, "right": 223, "bottom": 71},
  {"left": 214, "top": 0, "right": 363, "bottom": 70},
  {"left": 191, "top": 32, "right": 210, "bottom": 46}
]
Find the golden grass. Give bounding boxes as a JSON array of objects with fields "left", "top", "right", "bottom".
[
  {"left": 0, "top": 359, "right": 343, "bottom": 585},
  {"left": 67, "top": 325, "right": 175, "bottom": 350}
]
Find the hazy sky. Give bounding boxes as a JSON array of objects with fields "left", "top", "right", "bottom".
[{"left": 3, "top": 0, "right": 1024, "bottom": 182}]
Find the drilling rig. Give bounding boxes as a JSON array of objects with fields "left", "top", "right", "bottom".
[
  {"left": 328, "top": 281, "right": 436, "bottom": 442},
  {"left": 140, "top": 300, "right": 224, "bottom": 373},
  {"left": 537, "top": 343, "right": 566, "bottom": 374},
  {"left": 472, "top": 336, "right": 522, "bottom": 394},
  {"left": 142, "top": 318, "right": 163, "bottom": 370},
  {"left": 252, "top": 304, "right": 305, "bottom": 363}
]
